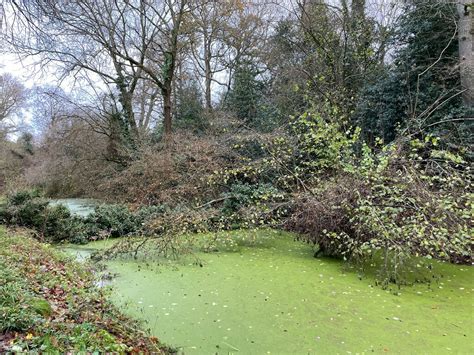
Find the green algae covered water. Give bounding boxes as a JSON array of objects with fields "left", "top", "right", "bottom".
[{"left": 66, "top": 230, "right": 473, "bottom": 354}]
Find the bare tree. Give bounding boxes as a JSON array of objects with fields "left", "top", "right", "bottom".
[
  {"left": 0, "top": 73, "right": 26, "bottom": 134},
  {"left": 221, "top": 1, "right": 274, "bottom": 90},
  {"left": 188, "top": 0, "right": 234, "bottom": 111},
  {"left": 5, "top": 0, "right": 190, "bottom": 141}
]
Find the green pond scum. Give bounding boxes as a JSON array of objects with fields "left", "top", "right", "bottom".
[{"left": 66, "top": 229, "right": 474, "bottom": 355}]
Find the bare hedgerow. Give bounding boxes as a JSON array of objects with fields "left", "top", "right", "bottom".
[{"left": 99, "top": 132, "right": 236, "bottom": 206}]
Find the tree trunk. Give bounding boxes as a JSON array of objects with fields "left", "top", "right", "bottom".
[
  {"left": 204, "top": 40, "right": 212, "bottom": 111},
  {"left": 205, "top": 66, "right": 212, "bottom": 111},
  {"left": 121, "top": 91, "right": 139, "bottom": 141},
  {"left": 112, "top": 59, "right": 139, "bottom": 148},
  {"left": 457, "top": 1, "right": 474, "bottom": 107},
  {"left": 163, "top": 86, "right": 173, "bottom": 138}
]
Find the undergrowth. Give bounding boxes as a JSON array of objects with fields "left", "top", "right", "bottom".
[{"left": 0, "top": 226, "right": 173, "bottom": 353}]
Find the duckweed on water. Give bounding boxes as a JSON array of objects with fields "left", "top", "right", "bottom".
[{"left": 67, "top": 230, "right": 473, "bottom": 354}]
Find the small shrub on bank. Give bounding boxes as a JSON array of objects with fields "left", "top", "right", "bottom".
[
  {"left": 86, "top": 204, "right": 138, "bottom": 237},
  {"left": 85, "top": 204, "right": 167, "bottom": 239},
  {"left": 135, "top": 205, "right": 167, "bottom": 223},
  {"left": 0, "top": 190, "right": 48, "bottom": 228},
  {"left": 0, "top": 191, "right": 83, "bottom": 242}
]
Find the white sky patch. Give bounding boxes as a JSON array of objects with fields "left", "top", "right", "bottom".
[
  {"left": 1, "top": 53, "right": 49, "bottom": 88},
  {"left": 1, "top": 54, "right": 43, "bottom": 137}
]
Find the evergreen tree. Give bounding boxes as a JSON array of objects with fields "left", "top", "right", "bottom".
[
  {"left": 354, "top": 0, "right": 465, "bottom": 143},
  {"left": 227, "top": 62, "right": 264, "bottom": 125},
  {"left": 176, "top": 81, "right": 206, "bottom": 132}
]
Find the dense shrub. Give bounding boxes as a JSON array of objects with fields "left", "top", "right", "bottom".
[
  {"left": 284, "top": 176, "right": 367, "bottom": 258},
  {"left": 207, "top": 105, "right": 361, "bottom": 193},
  {"left": 222, "top": 183, "right": 284, "bottom": 214},
  {"left": 0, "top": 192, "right": 49, "bottom": 228},
  {"left": 284, "top": 136, "right": 472, "bottom": 284},
  {"left": 86, "top": 205, "right": 138, "bottom": 237},
  {"left": 0, "top": 191, "right": 169, "bottom": 243},
  {"left": 99, "top": 132, "right": 234, "bottom": 205},
  {"left": 228, "top": 134, "right": 266, "bottom": 160},
  {"left": 23, "top": 120, "right": 113, "bottom": 199},
  {"left": 0, "top": 191, "right": 85, "bottom": 242},
  {"left": 134, "top": 205, "right": 167, "bottom": 224},
  {"left": 349, "top": 140, "right": 472, "bottom": 266},
  {"left": 85, "top": 204, "right": 166, "bottom": 238}
]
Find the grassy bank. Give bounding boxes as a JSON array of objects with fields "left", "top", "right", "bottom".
[{"left": 0, "top": 226, "right": 171, "bottom": 353}]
